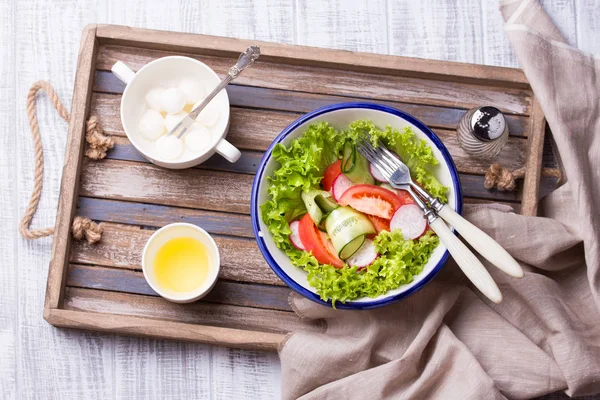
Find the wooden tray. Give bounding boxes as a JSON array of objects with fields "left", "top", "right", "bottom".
[{"left": 44, "top": 24, "right": 555, "bottom": 350}]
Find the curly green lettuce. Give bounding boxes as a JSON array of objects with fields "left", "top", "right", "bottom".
[
  {"left": 261, "top": 122, "right": 343, "bottom": 250},
  {"left": 305, "top": 231, "right": 439, "bottom": 306},
  {"left": 260, "top": 120, "right": 448, "bottom": 305}
]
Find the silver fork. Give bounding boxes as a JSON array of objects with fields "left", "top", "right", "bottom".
[
  {"left": 357, "top": 136, "right": 522, "bottom": 303},
  {"left": 357, "top": 134, "right": 523, "bottom": 279},
  {"left": 167, "top": 46, "right": 261, "bottom": 139}
]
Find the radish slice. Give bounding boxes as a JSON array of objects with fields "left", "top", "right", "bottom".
[
  {"left": 289, "top": 220, "right": 305, "bottom": 250},
  {"left": 390, "top": 204, "right": 427, "bottom": 240},
  {"left": 347, "top": 239, "right": 378, "bottom": 267},
  {"left": 332, "top": 174, "right": 354, "bottom": 201},
  {"left": 370, "top": 163, "right": 387, "bottom": 182},
  {"left": 380, "top": 183, "right": 398, "bottom": 194}
]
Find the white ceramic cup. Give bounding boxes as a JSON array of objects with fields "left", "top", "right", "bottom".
[
  {"left": 142, "top": 223, "right": 220, "bottom": 303},
  {"left": 112, "top": 56, "right": 241, "bottom": 169}
]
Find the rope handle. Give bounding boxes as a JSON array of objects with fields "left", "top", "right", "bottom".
[
  {"left": 484, "top": 163, "right": 563, "bottom": 191},
  {"left": 19, "top": 80, "right": 114, "bottom": 244}
]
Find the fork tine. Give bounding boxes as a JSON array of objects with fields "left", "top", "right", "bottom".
[
  {"left": 378, "top": 144, "right": 403, "bottom": 166},
  {"left": 358, "top": 130, "right": 402, "bottom": 171},
  {"left": 357, "top": 141, "right": 395, "bottom": 179},
  {"left": 356, "top": 139, "right": 394, "bottom": 180},
  {"left": 377, "top": 147, "right": 402, "bottom": 169}
]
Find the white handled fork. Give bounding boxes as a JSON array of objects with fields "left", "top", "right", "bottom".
[{"left": 357, "top": 135, "right": 524, "bottom": 303}]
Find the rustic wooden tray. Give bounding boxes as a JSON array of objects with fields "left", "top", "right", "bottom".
[{"left": 44, "top": 24, "right": 555, "bottom": 350}]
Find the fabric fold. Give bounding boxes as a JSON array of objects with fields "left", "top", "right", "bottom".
[{"left": 280, "top": 1, "right": 600, "bottom": 398}]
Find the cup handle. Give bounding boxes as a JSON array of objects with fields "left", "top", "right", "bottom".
[
  {"left": 111, "top": 61, "right": 136, "bottom": 85},
  {"left": 215, "top": 139, "right": 241, "bottom": 163}
]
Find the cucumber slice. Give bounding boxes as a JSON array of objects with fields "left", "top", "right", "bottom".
[
  {"left": 318, "top": 212, "right": 329, "bottom": 231},
  {"left": 344, "top": 148, "right": 374, "bottom": 185},
  {"left": 325, "top": 206, "right": 376, "bottom": 259},
  {"left": 301, "top": 190, "right": 324, "bottom": 225},
  {"left": 339, "top": 235, "right": 366, "bottom": 260},
  {"left": 341, "top": 142, "right": 355, "bottom": 173},
  {"left": 314, "top": 192, "right": 339, "bottom": 213}
]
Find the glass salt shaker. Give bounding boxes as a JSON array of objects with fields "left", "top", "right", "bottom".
[{"left": 456, "top": 106, "right": 509, "bottom": 159}]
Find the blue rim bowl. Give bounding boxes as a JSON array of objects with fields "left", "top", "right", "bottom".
[{"left": 250, "top": 103, "right": 463, "bottom": 309}]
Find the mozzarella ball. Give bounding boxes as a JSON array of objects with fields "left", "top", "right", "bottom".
[
  {"left": 184, "top": 124, "right": 212, "bottom": 153},
  {"left": 193, "top": 100, "right": 221, "bottom": 126},
  {"left": 160, "top": 87, "right": 187, "bottom": 114},
  {"left": 178, "top": 79, "right": 205, "bottom": 105},
  {"left": 138, "top": 109, "right": 165, "bottom": 140},
  {"left": 145, "top": 87, "right": 164, "bottom": 111},
  {"left": 164, "top": 112, "right": 188, "bottom": 132},
  {"left": 155, "top": 135, "right": 183, "bottom": 160}
]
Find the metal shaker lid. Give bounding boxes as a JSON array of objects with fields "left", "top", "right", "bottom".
[{"left": 470, "top": 106, "right": 506, "bottom": 141}]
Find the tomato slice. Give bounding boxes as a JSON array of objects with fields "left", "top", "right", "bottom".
[
  {"left": 366, "top": 215, "right": 390, "bottom": 233},
  {"left": 321, "top": 160, "right": 342, "bottom": 191},
  {"left": 396, "top": 189, "right": 415, "bottom": 206},
  {"left": 298, "top": 213, "right": 344, "bottom": 268},
  {"left": 338, "top": 184, "right": 404, "bottom": 219}
]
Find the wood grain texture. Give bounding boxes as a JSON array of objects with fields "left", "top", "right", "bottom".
[
  {"left": 389, "top": 0, "right": 484, "bottom": 64},
  {"left": 67, "top": 264, "right": 293, "bottom": 311},
  {"left": 63, "top": 287, "right": 316, "bottom": 335},
  {"left": 102, "top": 126, "right": 528, "bottom": 176},
  {"left": 95, "top": 24, "right": 530, "bottom": 87},
  {"left": 45, "top": 307, "right": 287, "bottom": 351},
  {"left": 576, "top": 0, "right": 600, "bottom": 55},
  {"left": 0, "top": 0, "right": 17, "bottom": 397},
  {"left": 70, "top": 222, "right": 282, "bottom": 286},
  {"left": 77, "top": 197, "right": 255, "bottom": 238},
  {"left": 91, "top": 88, "right": 530, "bottom": 137},
  {"left": 5, "top": 2, "right": 591, "bottom": 400},
  {"left": 295, "top": 0, "right": 388, "bottom": 54},
  {"left": 521, "top": 97, "right": 546, "bottom": 216},
  {"left": 80, "top": 159, "right": 254, "bottom": 213},
  {"left": 79, "top": 155, "right": 522, "bottom": 209},
  {"left": 45, "top": 24, "right": 98, "bottom": 311},
  {"left": 94, "top": 45, "right": 532, "bottom": 114},
  {"left": 13, "top": 3, "right": 114, "bottom": 399}
]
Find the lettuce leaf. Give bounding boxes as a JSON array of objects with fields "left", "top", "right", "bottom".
[
  {"left": 260, "top": 122, "right": 343, "bottom": 250},
  {"left": 261, "top": 119, "right": 448, "bottom": 305},
  {"left": 304, "top": 232, "right": 439, "bottom": 306}
]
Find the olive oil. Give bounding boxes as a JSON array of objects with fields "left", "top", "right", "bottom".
[{"left": 153, "top": 237, "right": 210, "bottom": 293}]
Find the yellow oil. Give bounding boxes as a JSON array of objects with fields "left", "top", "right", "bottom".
[{"left": 153, "top": 237, "right": 210, "bottom": 293}]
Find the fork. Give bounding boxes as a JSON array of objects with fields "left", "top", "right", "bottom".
[{"left": 357, "top": 135, "right": 523, "bottom": 303}]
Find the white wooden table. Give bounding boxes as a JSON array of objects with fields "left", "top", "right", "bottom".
[{"left": 1, "top": 1, "right": 598, "bottom": 398}]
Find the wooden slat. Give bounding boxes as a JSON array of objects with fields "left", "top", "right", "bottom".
[
  {"left": 63, "top": 287, "right": 315, "bottom": 334},
  {"left": 103, "top": 130, "right": 527, "bottom": 177},
  {"left": 95, "top": 25, "right": 529, "bottom": 88},
  {"left": 45, "top": 24, "right": 98, "bottom": 311},
  {"left": 44, "top": 308, "right": 285, "bottom": 351},
  {"left": 77, "top": 197, "right": 254, "bottom": 238},
  {"left": 521, "top": 97, "right": 546, "bottom": 216},
  {"left": 80, "top": 159, "right": 254, "bottom": 214},
  {"left": 67, "top": 264, "right": 292, "bottom": 311},
  {"left": 80, "top": 159, "right": 522, "bottom": 213},
  {"left": 78, "top": 192, "right": 521, "bottom": 230},
  {"left": 95, "top": 43, "right": 531, "bottom": 115},
  {"left": 459, "top": 174, "right": 520, "bottom": 202},
  {"left": 105, "top": 135, "right": 263, "bottom": 175},
  {"left": 92, "top": 78, "right": 529, "bottom": 137},
  {"left": 70, "top": 222, "right": 282, "bottom": 286}
]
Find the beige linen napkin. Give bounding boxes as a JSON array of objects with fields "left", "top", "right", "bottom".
[{"left": 279, "top": 1, "right": 600, "bottom": 398}]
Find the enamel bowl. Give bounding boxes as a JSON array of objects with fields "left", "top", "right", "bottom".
[{"left": 251, "top": 103, "right": 462, "bottom": 309}]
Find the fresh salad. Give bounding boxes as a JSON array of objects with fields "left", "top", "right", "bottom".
[{"left": 260, "top": 120, "right": 449, "bottom": 305}]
